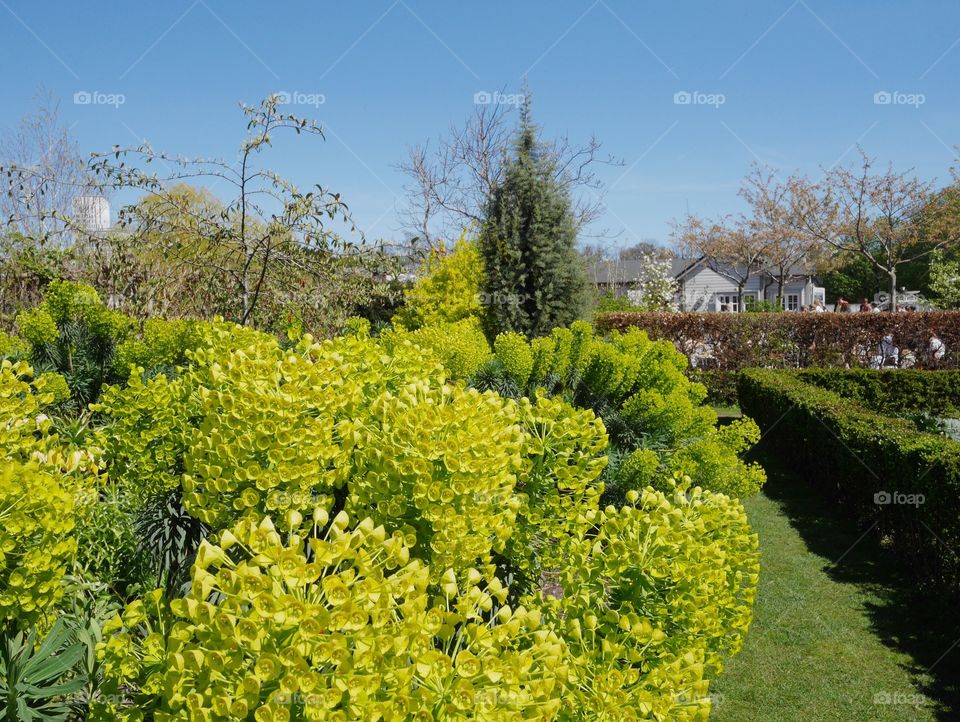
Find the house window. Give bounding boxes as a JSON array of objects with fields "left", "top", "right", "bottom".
[
  {"left": 716, "top": 293, "right": 754, "bottom": 312},
  {"left": 783, "top": 294, "right": 800, "bottom": 311}
]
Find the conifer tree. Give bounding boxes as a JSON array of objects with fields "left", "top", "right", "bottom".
[{"left": 479, "top": 103, "right": 586, "bottom": 337}]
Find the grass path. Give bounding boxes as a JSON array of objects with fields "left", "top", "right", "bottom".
[{"left": 710, "top": 455, "right": 959, "bottom": 721}]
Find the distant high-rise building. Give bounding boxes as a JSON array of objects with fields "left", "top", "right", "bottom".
[{"left": 72, "top": 196, "right": 110, "bottom": 232}]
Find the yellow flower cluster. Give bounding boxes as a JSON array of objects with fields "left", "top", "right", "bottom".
[
  {"left": 95, "top": 511, "right": 565, "bottom": 721},
  {"left": 539, "top": 480, "right": 759, "bottom": 720},
  {"left": 0, "top": 461, "right": 77, "bottom": 627}
]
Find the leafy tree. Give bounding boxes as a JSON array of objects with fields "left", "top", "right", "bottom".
[
  {"left": 478, "top": 106, "right": 586, "bottom": 337},
  {"left": 790, "top": 150, "right": 960, "bottom": 310},
  {"left": 930, "top": 249, "right": 960, "bottom": 308},
  {"left": 2, "top": 96, "right": 397, "bottom": 334}
]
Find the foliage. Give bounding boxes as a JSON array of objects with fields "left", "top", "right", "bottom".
[
  {"left": 72, "top": 485, "right": 152, "bottom": 596},
  {"left": 15, "top": 280, "right": 133, "bottom": 406},
  {"left": 538, "top": 480, "right": 758, "bottom": 719},
  {"left": 134, "top": 487, "right": 209, "bottom": 596},
  {"left": 0, "top": 330, "right": 27, "bottom": 359},
  {"left": 0, "top": 309, "right": 762, "bottom": 719},
  {"left": 113, "top": 317, "right": 205, "bottom": 380},
  {"left": 0, "top": 461, "right": 77, "bottom": 629},
  {"left": 930, "top": 249, "right": 960, "bottom": 309},
  {"left": 0, "top": 619, "right": 86, "bottom": 721},
  {"left": 94, "top": 513, "right": 565, "bottom": 721},
  {"left": 796, "top": 368, "right": 960, "bottom": 416},
  {"left": 739, "top": 368, "right": 960, "bottom": 597},
  {"left": 478, "top": 109, "right": 587, "bottom": 338},
  {"left": 383, "top": 317, "right": 492, "bottom": 379},
  {"left": 592, "top": 291, "right": 643, "bottom": 315},
  {"left": 393, "top": 235, "right": 485, "bottom": 330},
  {"left": 598, "top": 311, "right": 960, "bottom": 370},
  {"left": 460, "top": 323, "right": 766, "bottom": 498}
]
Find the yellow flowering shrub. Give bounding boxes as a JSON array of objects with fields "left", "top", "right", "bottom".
[
  {"left": 383, "top": 318, "right": 491, "bottom": 380},
  {"left": 0, "top": 359, "right": 58, "bottom": 462},
  {"left": 538, "top": 479, "right": 759, "bottom": 720},
  {"left": 0, "top": 329, "right": 27, "bottom": 358},
  {"left": 0, "top": 461, "right": 77, "bottom": 628},
  {"left": 95, "top": 511, "right": 565, "bottom": 721},
  {"left": 83, "top": 317, "right": 761, "bottom": 719},
  {"left": 393, "top": 235, "right": 485, "bottom": 330},
  {"left": 114, "top": 317, "right": 206, "bottom": 378},
  {"left": 506, "top": 393, "right": 608, "bottom": 580},
  {"left": 493, "top": 332, "right": 533, "bottom": 388}
]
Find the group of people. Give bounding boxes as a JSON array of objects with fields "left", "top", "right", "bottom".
[
  {"left": 868, "top": 329, "right": 947, "bottom": 369},
  {"left": 835, "top": 297, "right": 922, "bottom": 313}
]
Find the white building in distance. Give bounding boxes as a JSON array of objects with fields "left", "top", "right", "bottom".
[{"left": 71, "top": 196, "right": 110, "bottom": 233}]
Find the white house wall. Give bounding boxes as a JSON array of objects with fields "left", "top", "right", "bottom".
[{"left": 679, "top": 266, "right": 767, "bottom": 310}]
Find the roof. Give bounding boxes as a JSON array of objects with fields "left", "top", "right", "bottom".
[{"left": 586, "top": 255, "right": 702, "bottom": 284}]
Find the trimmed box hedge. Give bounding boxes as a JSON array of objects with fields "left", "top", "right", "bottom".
[
  {"left": 597, "top": 311, "right": 960, "bottom": 370},
  {"left": 797, "top": 368, "right": 960, "bottom": 416},
  {"left": 738, "top": 368, "right": 960, "bottom": 597}
]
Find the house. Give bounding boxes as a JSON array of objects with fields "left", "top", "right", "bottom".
[{"left": 588, "top": 255, "right": 826, "bottom": 312}]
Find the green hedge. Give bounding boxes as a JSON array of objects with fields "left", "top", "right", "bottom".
[
  {"left": 796, "top": 368, "right": 960, "bottom": 416},
  {"left": 738, "top": 369, "right": 960, "bottom": 597}
]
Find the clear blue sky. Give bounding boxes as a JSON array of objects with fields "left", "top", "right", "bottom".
[{"left": 2, "top": 0, "right": 959, "bottom": 248}]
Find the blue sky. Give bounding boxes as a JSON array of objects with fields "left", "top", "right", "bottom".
[{"left": 2, "top": 0, "right": 959, "bottom": 248}]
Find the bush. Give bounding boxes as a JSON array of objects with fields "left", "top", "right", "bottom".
[
  {"left": 796, "top": 368, "right": 960, "bottom": 415},
  {"left": 15, "top": 281, "right": 134, "bottom": 405},
  {"left": 95, "top": 512, "right": 565, "bottom": 721},
  {"left": 462, "top": 323, "right": 766, "bottom": 499},
  {"left": 0, "top": 461, "right": 77, "bottom": 628},
  {"left": 540, "top": 480, "right": 758, "bottom": 718},
  {"left": 0, "top": 314, "right": 761, "bottom": 719},
  {"left": 597, "top": 311, "right": 960, "bottom": 370},
  {"left": 393, "top": 235, "right": 484, "bottom": 330},
  {"left": 84, "top": 326, "right": 757, "bottom": 720},
  {"left": 739, "top": 368, "right": 960, "bottom": 596}
]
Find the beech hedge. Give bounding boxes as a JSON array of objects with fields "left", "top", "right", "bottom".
[
  {"left": 738, "top": 368, "right": 960, "bottom": 596},
  {"left": 597, "top": 311, "right": 960, "bottom": 370}
]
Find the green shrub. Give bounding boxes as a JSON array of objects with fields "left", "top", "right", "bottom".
[
  {"left": 797, "top": 368, "right": 960, "bottom": 415},
  {"left": 739, "top": 368, "right": 960, "bottom": 596},
  {"left": 538, "top": 480, "right": 759, "bottom": 719},
  {"left": 95, "top": 512, "right": 565, "bottom": 721},
  {"left": 15, "top": 281, "right": 134, "bottom": 405},
  {"left": 0, "top": 461, "right": 77, "bottom": 629},
  {"left": 0, "top": 314, "right": 761, "bottom": 719},
  {"left": 393, "top": 235, "right": 485, "bottom": 330}
]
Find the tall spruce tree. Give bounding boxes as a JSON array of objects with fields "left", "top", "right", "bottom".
[{"left": 478, "top": 103, "right": 586, "bottom": 338}]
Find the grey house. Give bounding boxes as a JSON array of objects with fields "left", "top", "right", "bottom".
[{"left": 589, "top": 256, "right": 825, "bottom": 312}]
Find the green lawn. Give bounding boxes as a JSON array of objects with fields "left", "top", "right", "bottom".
[{"left": 710, "top": 455, "right": 959, "bottom": 721}]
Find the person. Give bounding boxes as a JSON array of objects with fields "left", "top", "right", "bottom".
[
  {"left": 879, "top": 334, "right": 899, "bottom": 368},
  {"left": 720, "top": 303, "right": 730, "bottom": 312},
  {"left": 860, "top": 298, "right": 873, "bottom": 313},
  {"left": 838, "top": 298, "right": 850, "bottom": 313},
  {"left": 929, "top": 330, "right": 946, "bottom": 367},
  {"left": 813, "top": 301, "right": 825, "bottom": 313}
]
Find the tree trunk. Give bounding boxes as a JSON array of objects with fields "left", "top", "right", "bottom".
[{"left": 889, "top": 269, "right": 897, "bottom": 312}]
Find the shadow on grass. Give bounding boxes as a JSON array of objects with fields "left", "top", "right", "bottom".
[{"left": 750, "top": 443, "right": 960, "bottom": 719}]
